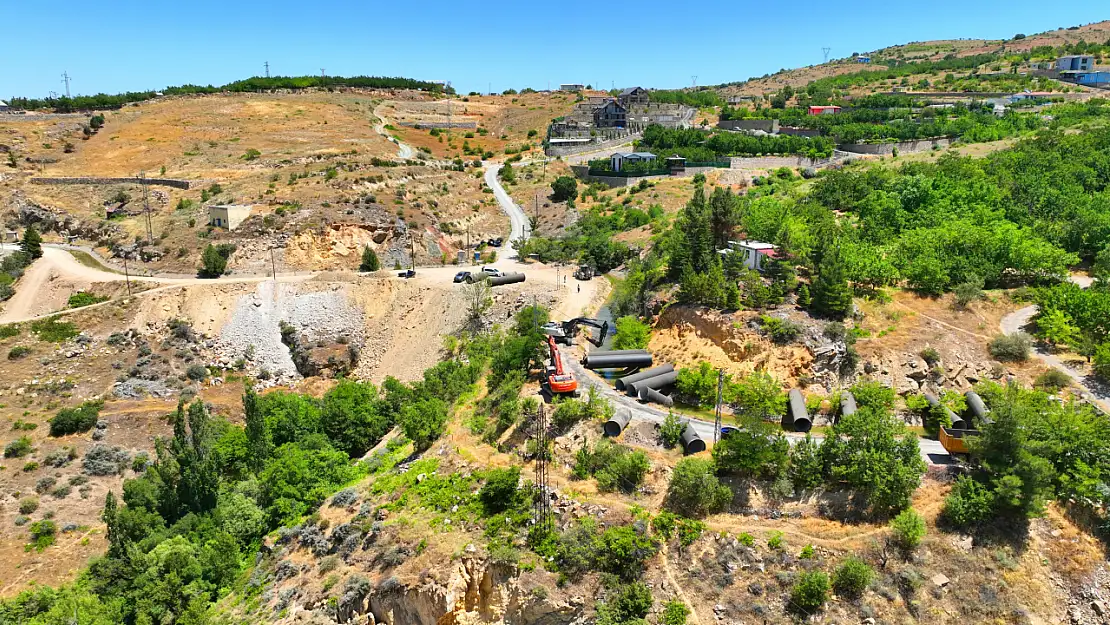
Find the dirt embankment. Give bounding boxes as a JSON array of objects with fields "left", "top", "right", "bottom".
[{"left": 648, "top": 306, "right": 812, "bottom": 385}]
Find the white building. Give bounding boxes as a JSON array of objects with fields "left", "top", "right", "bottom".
[
  {"left": 0, "top": 100, "right": 9, "bottom": 113},
  {"left": 209, "top": 204, "right": 253, "bottom": 230},
  {"left": 719, "top": 240, "right": 778, "bottom": 272},
  {"left": 609, "top": 152, "right": 656, "bottom": 172}
]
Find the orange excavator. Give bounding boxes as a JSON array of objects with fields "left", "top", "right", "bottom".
[{"left": 544, "top": 335, "right": 579, "bottom": 396}]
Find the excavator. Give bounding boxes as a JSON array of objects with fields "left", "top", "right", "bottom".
[{"left": 541, "top": 318, "right": 608, "bottom": 396}]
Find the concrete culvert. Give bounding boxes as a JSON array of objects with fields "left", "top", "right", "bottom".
[
  {"left": 924, "top": 392, "right": 966, "bottom": 430},
  {"left": 625, "top": 370, "right": 679, "bottom": 396},
  {"left": 681, "top": 423, "right": 706, "bottom": 454},
  {"left": 582, "top": 351, "right": 654, "bottom": 370},
  {"left": 784, "top": 389, "right": 812, "bottom": 433},
  {"left": 964, "top": 390, "right": 992, "bottom": 426},
  {"left": 488, "top": 272, "right": 526, "bottom": 286},
  {"left": 839, "top": 391, "right": 857, "bottom": 421},
  {"left": 603, "top": 412, "right": 632, "bottom": 437},
  {"left": 616, "top": 364, "right": 675, "bottom": 391},
  {"left": 638, "top": 386, "right": 674, "bottom": 407}
]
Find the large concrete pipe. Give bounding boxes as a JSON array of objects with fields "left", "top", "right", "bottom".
[
  {"left": 616, "top": 364, "right": 675, "bottom": 391},
  {"left": 964, "top": 391, "right": 992, "bottom": 426},
  {"left": 583, "top": 352, "right": 654, "bottom": 370},
  {"left": 783, "top": 389, "right": 813, "bottom": 433},
  {"left": 924, "top": 392, "right": 966, "bottom": 430},
  {"left": 488, "top": 272, "right": 526, "bottom": 286},
  {"left": 681, "top": 423, "right": 706, "bottom": 454},
  {"left": 839, "top": 391, "right": 858, "bottom": 420},
  {"left": 603, "top": 411, "right": 632, "bottom": 437},
  {"left": 638, "top": 386, "right": 675, "bottom": 407},
  {"left": 626, "top": 370, "right": 680, "bottom": 396},
  {"left": 592, "top": 349, "right": 650, "bottom": 356}
]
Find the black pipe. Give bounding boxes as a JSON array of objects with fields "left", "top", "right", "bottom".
[
  {"left": 583, "top": 352, "right": 654, "bottom": 370},
  {"left": 681, "top": 423, "right": 705, "bottom": 454},
  {"left": 784, "top": 389, "right": 812, "bottom": 433},
  {"left": 616, "top": 364, "right": 675, "bottom": 391},
  {"left": 626, "top": 370, "right": 679, "bottom": 396},
  {"left": 638, "top": 386, "right": 674, "bottom": 407},
  {"left": 603, "top": 412, "right": 632, "bottom": 437},
  {"left": 591, "top": 349, "right": 650, "bottom": 356},
  {"left": 488, "top": 272, "right": 525, "bottom": 286},
  {"left": 839, "top": 391, "right": 857, "bottom": 420},
  {"left": 924, "top": 392, "right": 966, "bottom": 430},
  {"left": 964, "top": 391, "right": 991, "bottom": 425}
]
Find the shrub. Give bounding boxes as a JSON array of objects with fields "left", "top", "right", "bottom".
[
  {"left": 612, "top": 316, "right": 651, "bottom": 350},
  {"left": 4, "top": 436, "right": 32, "bottom": 458},
  {"left": 661, "top": 601, "right": 690, "bottom": 625},
  {"left": 941, "top": 475, "right": 995, "bottom": 528},
  {"left": 665, "top": 458, "right": 731, "bottom": 517},
  {"left": 48, "top": 400, "right": 103, "bottom": 436},
  {"left": 186, "top": 364, "right": 209, "bottom": 381},
  {"left": 8, "top": 346, "right": 30, "bottom": 360},
  {"left": 767, "top": 531, "right": 784, "bottom": 550},
  {"left": 360, "top": 246, "right": 381, "bottom": 272},
  {"left": 35, "top": 476, "right": 57, "bottom": 494},
  {"left": 479, "top": 467, "right": 523, "bottom": 514},
  {"left": 242, "top": 148, "right": 261, "bottom": 161},
  {"left": 952, "top": 277, "right": 984, "bottom": 309},
  {"left": 799, "top": 544, "right": 815, "bottom": 559},
  {"left": 573, "top": 440, "right": 649, "bottom": 493},
  {"left": 988, "top": 333, "right": 1031, "bottom": 362},
  {"left": 551, "top": 176, "right": 577, "bottom": 202},
  {"left": 50, "top": 484, "right": 72, "bottom": 499},
  {"left": 919, "top": 347, "right": 940, "bottom": 366},
  {"left": 0, "top": 324, "right": 20, "bottom": 339},
  {"left": 890, "top": 508, "right": 926, "bottom": 552},
  {"left": 44, "top": 447, "right": 76, "bottom": 467},
  {"left": 67, "top": 292, "right": 109, "bottom": 308},
  {"left": 759, "top": 315, "right": 801, "bottom": 344},
  {"left": 199, "top": 244, "right": 235, "bottom": 277},
  {"left": 1033, "top": 368, "right": 1071, "bottom": 391},
  {"left": 659, "top": 412, "right": 685, "bottom": 448},
  {"left": 82, "top": 444, "right": 131, "bottom": 476},
  {"left": 30, "top": 317, "right": 79, "bottom": 343},
  {"left": 22, "top": 461, "right": 39, "bottom": 472},
  {"left": 19, "top": 497, "right": 39, "bottom": 514},
  {"left": 833, "top": 557, "right": 873, "bottom": 598},
  {"left": 28, "top": 520, "right": 57, "bottom": 551},
  {"left": 790, "top": 571, "right": 830, "bottom": 614}
]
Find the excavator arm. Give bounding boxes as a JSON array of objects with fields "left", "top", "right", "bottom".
[{"left": 562, "top": 318, "right": 610, "bottom": 347}]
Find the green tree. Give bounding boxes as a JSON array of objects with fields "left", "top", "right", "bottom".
[
  {"left": 832, "top": 557, "right": 873, "bottom": 598},
  {"left": 810, "top": 244, "right": 852, "bottom": 319},
  {"left": 499, "top": 162, "right": 516, "bottom": 183},
  {"left": 661, "top": 601, "right": 690, "bottom": 625},
  {"left": 321, "top": 379, "right": 390, "bottom": 457},
  {"left": 788, "top": 434, "right": 824, "bottom": 491},
  {"left": 551, "top": 176, "right": 577, "bottom": 202},
  {"left": 21, "top": 225, "right": 43, "bottom": 260},
  {"left": 480, "top": 467, "right": 523, "bottom": 514},
  {"left": 659, "top": 412, "right": 685, "bottom": 448},
  {"left": 400, "top": 396, "right": 448, "bottom": 451},
  {"left": 613, "top": 316, "right": 651, "bottom": 350},
  {"left": 796, "top": 283, "right": 811, "bottom": 307},
  {"left": 360, "top": 246, "right": 381, "bottom": 272},
  {"left": 665, "top": 458, "right": 731, "bottom": 517},
  {"left": 790, "top": 571, "right": 830, "bottom": 614},
  {"left": 200, "top": 244, "right": 229, "bottom": 278},
  {"left": 712, "top": 417, "right": 788, "bottom": 479},
  {"left": 242, "top": 386, "right": 272, "bottom": 472},
  {"left": 728, "top": 370, "right": 786, "bottom": 421},
  {"left": 1037, "top": 308, "right": 1081, "bottom": 348}
]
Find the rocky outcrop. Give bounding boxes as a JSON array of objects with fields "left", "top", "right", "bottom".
[{"left": 6, "top": 191, "right": 123, "bottom": 244}]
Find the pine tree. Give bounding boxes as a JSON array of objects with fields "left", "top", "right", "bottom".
[
  {"left": 21, "top": 225, "right": 42, "bottom": 260},
  {"left": 811, "top": 246, "right": 852, "bottom": 319},
  {"left": 797, "top": 284, "right": 811, "bottom": 308},
  {"left": 102, "top": 491, "right": 124, "bottom": 557},
  {"left": 360, "top": 245, "right": 381, "bottom": 272},
  {"left": 243, "top": 385, "right": 272, "bottom": 472}
]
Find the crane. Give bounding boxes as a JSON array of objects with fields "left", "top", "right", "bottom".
[{"left": 544, "top": 335, "right": 579, "bottom": 396}]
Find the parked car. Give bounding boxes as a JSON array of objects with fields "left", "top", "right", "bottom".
[
  {"left": 453, "top": 271, "right": 471, "bottom": 283},
  {"left": 488, "top": 237, "right": 504, "bottom": 247},
  {"left": 481, "top": 266, "right": 503, "bottom": 277},
  {"left": 397, "top": 269, "right": 416, "bottom": 278}
]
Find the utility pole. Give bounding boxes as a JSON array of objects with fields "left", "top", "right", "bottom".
[
  {"left": 691, "top": 75, "right": 698, "bottom": 89},
  {"left": 123, "top": 257, "right": 131, "bottom": 295},
  {"left": 713, "top": 369, "right": 724, "bottom": 444},
  {"left": 61, "top": 72, "right": 71, "bottom": 98},
  {"left": 822, "top": 47, "right": 831, "bottom": 63},
  {"left": 270, "top": 247, "right": 277, "bottom": 281},
  {"left": 140, "top": 170, "right": 153, "bottom": 241},
  {"left": 264, "top": 61, "right": 270, "bottom": 78},
  {"left": 466, "top": 226, "right": 470, "bottom": 265}
]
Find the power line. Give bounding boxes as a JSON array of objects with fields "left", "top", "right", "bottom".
[
  {"left": 691, "top": 75, "right": 698, "bottom": 89},
  {"left": 822, "top": 47, "right": 831, "bottom": 63}
]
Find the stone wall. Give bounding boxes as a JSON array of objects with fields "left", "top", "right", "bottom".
[
  {"left": 729, "top": 155, "right": 830, "bottom": 170},
  {"left": 31, "top": 177, "right": 198, "bottom": 189},
  {"left": 399, "top": 121, "right": 477, "bottom": 129},
  {"left": 837, "top": 137, "right": 952, "bottom": 155}
]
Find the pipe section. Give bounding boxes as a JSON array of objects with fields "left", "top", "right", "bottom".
[{"left": 616, "top": 364, "right": 674, "bottom": 390}]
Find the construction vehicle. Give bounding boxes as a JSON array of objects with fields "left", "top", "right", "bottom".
[
  {"left": 543, "top": 335, "right": 579, "bottom": 396},
  {"left": 574, "top": 265, "right": 595, "bottom": 280},
  {"left": 940, "top": 427, "right": 981, "bottom": 456},
  {"left": 541, "top": 317, "right": 609, "bottom": 346}
]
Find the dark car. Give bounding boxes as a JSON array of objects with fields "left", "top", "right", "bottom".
[
  {"left": 489, "top": 237, "right": 504, "bottom": 247},
  {"left": 453, "top": 271, "right": 471, "bottom": 283},
  {"left": 397, "top": 269, "right": 416, "bottom": 278}
]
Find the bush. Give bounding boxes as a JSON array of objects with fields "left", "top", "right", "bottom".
[
  {"left": 941, "top": 475, "right": 995, "bottom": 528},
  {"left": 199, "top": 243, "right": 236, "bottom": 277},
  {"left": 988, "top": 333, "right": 1031, "bottom": 362},
  {"left": 67, "top": 291, "right": 109, "bottom": 308},
  {"left": 19, "top": 497, "right": 39, "bottom": 514},
  {"left": 360, "top": 246, "right": 381, "bottom": 272},
  {"left": 28, "top": 520, "right": 57, "bottom": 551},
  {"left": 82, "top": 444, "right": 131, "bottom": 476},
  {"left": 759, "top": 315, "right": 801, "bottom": 344},
  {"left": 612, "top": 316, "right": 651, "bottom": 350},
  {"left": 919, "top": 347, "right": 940, "bottom": 366},
  {"left": 890, "top": 507, "right": 926, "bottom": 552},
  {"left": 596, "top": 583, "right": 652, "bottom": 625},
  {"left": 833, "top": 557, "right": 873, "bottom": 598},
  {"left": 8, "top": 345, "right": 30, "bottom": 360},
  {"left": 30, "top": 317, "right": 79, "bottom": 343},
  {"left": 48, "top": 400, "right": 103, "bottom": 436},
  {"left": 479, "top": 467, "right": 523, "bottom": 514},
  {"left": 44, "top": 447, "right": 76, "bottom": 467},
  {"left": 659, "top": 412, "right": 685, "bottom": 448},
  {"left": 952, "top": 276, "right": 984, "bottom": 309},
  {"left": 1034, "top": 368, "right": 1071, "bottom": 391},
  {"left": 573, "top": 440, "right": 649, "bottom": 493},
  {"left": 186, "top": 364, "right": 209, "bottom": 381},
  {"left": 35, "top": 477, "right": 57, "bottom": 493},
  {"left": 4, "top": 436, "right": 32, "bottom": 458},
  {"left": 665, "top": 458, "right": 731, "bottom": 517},
  {"left": 551, "top": 176, "right": 577, "bottom": 202},
  {"left": 790, "top": 571, "right": 830, "bottom": 614},
  {"left": 661, "top": 601, "right": 690, "bottom": 625}
]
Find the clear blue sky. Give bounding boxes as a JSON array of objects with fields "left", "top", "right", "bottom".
[{"left": 2, "top": 0, "right": 1107, "bottom": 99}]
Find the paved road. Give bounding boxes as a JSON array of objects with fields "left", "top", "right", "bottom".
[{"left": 483, "top": 163, "right": 531, "bottom": 257}]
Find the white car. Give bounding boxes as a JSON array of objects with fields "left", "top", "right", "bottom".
[{"left": 481, "top": 266, "right": 503, "bottom": 278}]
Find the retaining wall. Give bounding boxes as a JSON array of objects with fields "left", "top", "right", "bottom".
[
  {"left": 717, "top": 119, "right": 779, "bottom": 133},
  {"left": 546, "top": 133, "right": 641, "bottom": 157},
  {"left": 399, "top": 121, "right": 477, "bottom": 129},
  {"left": 837, "top": 137, "right": 952, "bottom": 155},
  {"left": 31, "top": 177, "right": 198, "bottom": 189}
]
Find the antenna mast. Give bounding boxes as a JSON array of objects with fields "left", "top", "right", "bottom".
[{"left": 691, "top": 75, "right": 698, "bottom": 89}]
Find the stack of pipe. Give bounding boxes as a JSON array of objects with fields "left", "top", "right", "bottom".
[
  {"left": 488, "top": 272, "right": 526, "bottom": 286},
  {"left": 681, "top": 423, "right": 706, "bottom": 454},
  {"left": 924, "top": 392, "right": 966, "bottom": 429},
  {"left": 616, "top": 364, "right": 674, "bottom": 392},
  {"left": 603, "top": 412, "right": 632, "bottom": 437},
  {"left": 582, "top": 350, "right": 653, "bottom": 370},
  {"left": 625, "top": 370, "right": 679, "bottom": 396},
  {"left": 638, "top": 386, "right": 674, "bottom": 407},
  {"left": 839, "top": 391, "right": 857, "bottom": 421},
  {"left": 783, "top": 389, "right": 813, "bottom": 433},
  {"left": 964, "top": 390, "right": 992, "bottom": 426}
]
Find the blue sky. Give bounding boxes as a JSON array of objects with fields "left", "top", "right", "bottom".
[{"left": 2, "top": 0, "right": 1107, "bottom": 99}]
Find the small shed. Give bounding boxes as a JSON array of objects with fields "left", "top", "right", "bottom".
[
  {"left": 719, "top": 240, "right": 778, "bottom": 272},
  {"left": 610, "top": 151, "right": 656, "bottom": 172},
  {"left": 209, "top": 204, "right": 253, "bottom": 230},
  {"left": 665, "top": 155, "right": 686, "bottom": 174},
  {"left": 808, "top": 105, "right": 841, "bottom": 116},
  {"left": 0, "top": 100, "right": 9, "bottom": 113}
]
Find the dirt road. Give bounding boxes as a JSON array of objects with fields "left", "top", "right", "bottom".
[{"left": 372, "top": 103, "right": 417, "bottom": 159}]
